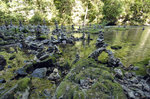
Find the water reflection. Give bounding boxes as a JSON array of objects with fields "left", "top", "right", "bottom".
[
  {"left": 60, "top": 26, "right": 150, "bottom": 67},
  {"left": 104, "top": 27, "right": 150, "bottom": 66}
]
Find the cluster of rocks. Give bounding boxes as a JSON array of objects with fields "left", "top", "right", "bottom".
[
  {"left": 0, "top": 20, "right": 50, "bottom": 47},
  {"left": 114, "top": 68, "right": 150, "bottom": 99},
  {"left": 88, "top": 30, "right": 150, "bottom": 99},
  {"left": 89, "top": 31, "right": 123, "bottom": 67},
  {"left": 96, "top": 31, "right": 107, "bottom": 48}
]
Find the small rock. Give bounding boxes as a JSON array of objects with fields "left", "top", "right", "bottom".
[
  {"left": 31, "top": 68, "right": 47, "bottom": 78},
  {"left": 125, "top": 72, "right": 133, "bottom": 78},
  {"left": 43, "top": 89, "right": 51, "bottom": 97},
  {"left": 133, "top": 66, "right": 139, "bottom": 71},
  {"left": 144, "top": 92, "right": 150, "bottom": 98},
  {"left": 0, "top": 55, "right": 6, "bottom": 71},
  {"left": 39, "top": 54, "right": 49, "bottom": 61},
  {"left": 9, "top": 55, "right": 16, "bottom": 60},
  {"left": 143, "top": 84, "right": 150, "bottom": 91},
  {"left": 8, "top": 65, "right": 12, "bottom": 68},
  {"left": 0, "top": 78, "right": 6, "bottom": 83},
  {"left": 114, "top": 68, "right": 123, "bottom": 78},
  {"left": 111, "top": 45, "right": 122, "bottom": 50},
  {"left": 130, "top": 77, "right": 138, "bottom": 84},
  {"left": 48, "top": 68, "right": 60, "bottom": 80},
  {"left": 136, "top": 89, "right": 145, "bottom": 98},
  {"left": 128, "top": 91, "right": 135, "bottom": 99}
]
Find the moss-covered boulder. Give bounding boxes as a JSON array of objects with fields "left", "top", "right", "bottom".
[
  {"left": 0, "top": 77, "right": 30, "bottom": 99},
  {"left": 53, "top": 59, "right": 126, "bottom": 99}
]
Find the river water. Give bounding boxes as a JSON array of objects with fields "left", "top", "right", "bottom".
[{"left": 61, "top": 26, "right": 150, "bottom": 67}]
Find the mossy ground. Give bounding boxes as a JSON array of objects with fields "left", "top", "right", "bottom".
[
  {"left": 0, "top": 48, "right": 33, "bottom": 81},
  {"left": 30, "top": 78, "right": 56, "bottom": 98},
  {"left": 85, "top": 28, "right": 104, "bottom": 34},
  {"left": 55, "top": 59, "right": 126, "bottom": 99}
]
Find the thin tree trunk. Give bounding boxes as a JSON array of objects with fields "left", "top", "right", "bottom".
[{"left": 84, "top": 7, "right": 88, "bottom": 26}]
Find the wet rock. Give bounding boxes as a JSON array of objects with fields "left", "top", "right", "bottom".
[
  {"left": 0, "top": 78, "right": 6, "bottom": 83},
  {"left": 0, "top": 55, "right": 6, "bottom": 71},
  {"left": 31, "top": 68, "right": 47, "bottom": 78},
  {"left": 48, "top": 68, "right": 60, "bottom": 81}
]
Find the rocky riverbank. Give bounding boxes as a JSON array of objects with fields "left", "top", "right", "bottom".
[{"left": 0, "top": 21, "right": 150, "bottom": 99}]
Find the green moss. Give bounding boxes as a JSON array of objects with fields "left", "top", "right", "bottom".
[
  {"left": 0, "top": 50, "right": 33, "bottom": 80},
  {"left": 0, "top": 41, "right": 8, "bottom": 45},
  {"left": 85, "top": 28, "right": 104, "bottom": 34},
  {"left": 55, "top": 59, "right": 126, "bottom": 99},
  {"left": 37, "top": 35, "right": 47, "bottom": 40},
  {"left": 17, "top": 77, "right": 30, "bottom": 92},
  {"left": 111, "top": 45, "right": 122, "bottom": 50},
  {"left": 98, "top": 51, "right": 109, "bottom": 63},
  {"left": 30, "top": 78, "right": 55, "bottom": 98},
  {"left": 133, "top": 58, "right": 150, "bottom": 76},
  {"left": 73, "top": 90, "right": 86, "bottom": 99},
  {"left": 56, "top": 80, "right": 79, "bottom": 99}
]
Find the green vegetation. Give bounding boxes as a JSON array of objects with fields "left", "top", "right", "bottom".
[
  {"left": 102, "top": 0, "right": 123, "bottom": 25},
  {"left": 0, "top": 49, "right": 33, "bottom": 80},
  {"left": 0, "top": 0, "right": 150, "bottom": 25},
  {"left": 55, "top": 59, "right": 126, "bottom": 99},
  {"left": 17, "top": 77, "right": 30, "bottom": 92}
]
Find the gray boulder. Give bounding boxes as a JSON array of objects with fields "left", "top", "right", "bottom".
[
  {"left": 31, "top": 68, "right": 47, "bottom": 78},
  {"left": 15, "top": 68, "right": 28, "bottom": 76}
]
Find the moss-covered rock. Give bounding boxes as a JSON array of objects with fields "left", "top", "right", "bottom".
[
  {"left": 29, "top": 78, "right": 56, "bottom": 98},
  {"left": 111, "top": 45, "right": 122, "bottom": 50},
  {"left": 54, "top": 59, "right": 126, "bottom": 99},
  {"left": 37, "top": 35, "right": 47, "bottom": 40},
  {"left": 25, "top": 55, "right": 56, "bottom": 74},
  {"left": 16, "top": 77, "right": 31, "bottom": 92},
  {"left": 0, "top": 77, "right": 30, "bottom": 99}
]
